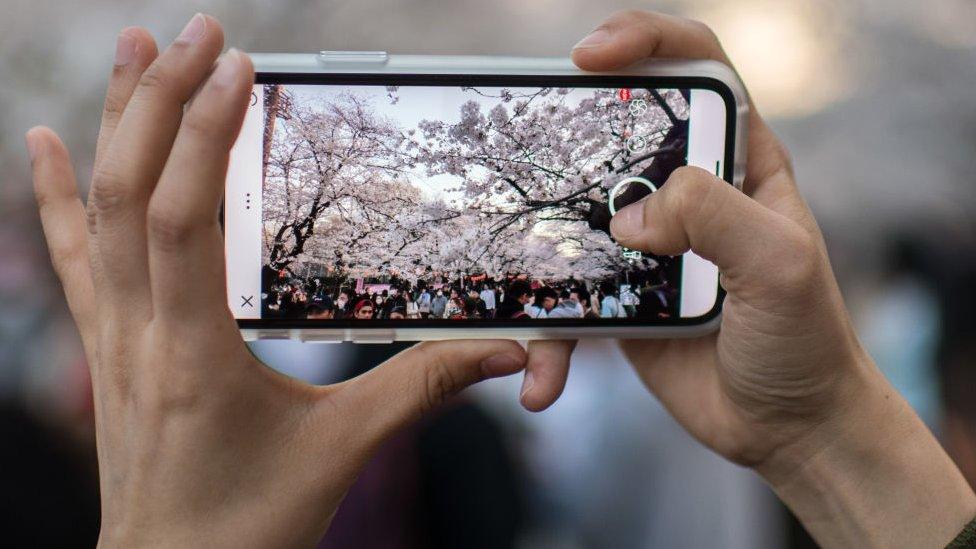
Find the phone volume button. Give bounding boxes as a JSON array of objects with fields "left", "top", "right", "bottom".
[{"left": 317, "top": 51, "right": 389, "bottom": 65}]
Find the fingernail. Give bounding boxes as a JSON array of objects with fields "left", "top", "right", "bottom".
[
  {"left": 210, "top": 49, "right": 241, "bottom": 87},
  {"left": 573, "top": 28, "right": 610, "bottom": 50},
  {"left": 114, "top": 30, "right": 137, "bottom": 66},
  {"left": 480, "top": 353, "right": 523, "bottom": 377},
  {"left": 176, "top": 13, "right": 206, "bottom": 45},
  {"left": 610, "top": 198, "right": 648, "bottom": 239},
  {"left": 519, "top": 371, "right": 535, "bottom": 401}
]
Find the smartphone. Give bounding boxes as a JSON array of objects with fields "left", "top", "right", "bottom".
[{"left": 224, "top": 52, "right": 748, "bottom": 342}]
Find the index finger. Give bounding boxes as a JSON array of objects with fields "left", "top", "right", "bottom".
[{"left": 571, "top": 10, "right": 795, "bottom": 202}]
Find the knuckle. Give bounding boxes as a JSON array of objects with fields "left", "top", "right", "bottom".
[
  {"left": 48, "top": 242, "right": 87, "bottom": 281},
  {"left": 179, "top": 109, "right": 221, "bottom": 141},
  {"left": 667, "top": 167, "right": 715, "bottom": 219},
  {"left": 421, "top": 353, "right": 459, "bottom": 414},
  {"left": 136, "top": 59, "right": 201, "bottom": 105},
  {"left": 688, "top": 18, "right": 718, "bottom": 41},
  {"left": 147, "top": 204, "right": 197, "bottom": 250},
  {"left": 145, "top": 372, "right": 205, "bottom": 418},
  {"left": 633, "top": 17, "right": 664, "bottom": 46},
  {"left": 90, "top": 169, "right": 136, "bottom": 215},
  {"left": 135, "top": 63, "right": 172, "bottom": 96},
  {"left": 686, "top": 18, "right": 726, "bottom": 58}
]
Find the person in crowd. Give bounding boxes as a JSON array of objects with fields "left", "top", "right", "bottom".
[
  {"left": 305, "top": 297, "right": 336, "bottom": 320},
  {"left": 547, "top": 289, "right": 584, "bottom": 319},
  {"left": 416, "top": 287, "right": 432, "bottom": 318},
  {"left": 431, "top": 289, "right": 448, "bottom": 319},
  {"left": 527, "top": 287, "right": 558, "bottom": 319},
  {"left": 335, "top": 288, "right": 354, "bottom": 318},
  {"left": 312, "top": 278, "right": 327, "bottom": 301},
  {"left": 599, "top": 281, "right": 627, "bottom": 318},
  {"left": 636, "top": 275, "right": 671, "bottom": 319},
  {"left": 279, "top": 287, "right": 299, "bottom": 318},
  {"left": 568, "top": 288, "right": 586, "bottom": 317},
  {"left": 383, "top": 290, "right": 406, "bottom": 320},
  {"left": 479, "top": 283, "right": 497, "bottom": 318},
  {"left": 353, "top": 299, "right": 375, "bottom": 320},
  {"left": 498, "top": 280, "right": 533, "bottom": 319},
  {"left": 463, "top": 297, "right": 482, "bottom": 319},
  {"left": 404, "top": 292, "right": 420, "bottom": 319},
  {"left": 445, "top": 288, "right": 465, "bottom": 319},
  {"left": 467, "top": 288, "right": 489, "bottom": 318},
  {"left": 619, "top": 284, "right": 639, "bottom": 318},
  {"left": 576, "top": 288, "right": 602, "bottom": 319},
  {"left": 388, "top": 305, "right": 407, "bottom": 320},
  {"left": 264, "top": 290, "right": 281, "bottom": 317}
]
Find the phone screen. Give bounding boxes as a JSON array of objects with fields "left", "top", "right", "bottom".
[{"left": 225, "top": 75, "right": 733, "bottom": 327}]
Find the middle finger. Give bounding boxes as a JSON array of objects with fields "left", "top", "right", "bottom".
[{"left": 87, "top": 13, "right": 224, "bottom": 318}]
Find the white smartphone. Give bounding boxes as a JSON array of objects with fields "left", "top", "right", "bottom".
[{"left": 224, "top": 52, "right": 748, "bottom": 342}]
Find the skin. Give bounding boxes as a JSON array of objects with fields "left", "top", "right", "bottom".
[
  {"left": 25, "top": 9, "right": 975, "bottom": 548},
  {"left": 518, "top": 10, "right": 976, "bottom": 548},
  {"left": 26, "top": 14, "right": 532, "bottom": 547}
]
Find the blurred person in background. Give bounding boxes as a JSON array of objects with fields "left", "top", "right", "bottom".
[
  {"left": 317, "top": 343, "right": 527, "bottom": 549},
  {"left": 858, "top": 235, "right": 942, "bottom": 430}
]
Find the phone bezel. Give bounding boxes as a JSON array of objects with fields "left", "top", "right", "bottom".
[
  {"left": 232, "top": 71, "right": 736, "bottom": 333},
  {"left": 229, "top": 52, "right": 749, "bottom": 343}
]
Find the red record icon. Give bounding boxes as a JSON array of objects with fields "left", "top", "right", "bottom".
[{"left": 618, "top": 88, "right": 632, "bottom": 102}]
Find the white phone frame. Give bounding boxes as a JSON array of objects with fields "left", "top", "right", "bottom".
[{"left": 229, "top": 52, "right": 749, "bottom": 343}]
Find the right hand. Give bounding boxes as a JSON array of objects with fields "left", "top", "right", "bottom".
[
  {"left": 514, "top": 10, "right": 868, "bottom": 469},
  {"left": 522, "top": 11, "right": 976, "bottom": 547}
]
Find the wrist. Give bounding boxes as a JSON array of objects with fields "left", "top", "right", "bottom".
[{"left": 758, "top": 355, "right": 976, "bottom": 548}]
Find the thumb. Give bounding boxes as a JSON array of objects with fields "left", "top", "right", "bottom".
[
  {"left": 338, "top": 340, "right": 527, "bottom": 440},
  {"left": 609, "top": 166, "right": 817, "bottom": 297}
]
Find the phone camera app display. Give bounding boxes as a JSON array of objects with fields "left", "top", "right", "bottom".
[{"left": 224, "top": 81, "right": 727, "bottom": 324}]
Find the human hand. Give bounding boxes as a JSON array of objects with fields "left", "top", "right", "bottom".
[
  {"left": 26, "top": 14, "right": 527, "bottom": 547},
  {"left": 521, "top": 10, "right": 976, "bottom": 547}
]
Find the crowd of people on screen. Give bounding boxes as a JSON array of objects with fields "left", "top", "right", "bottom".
[{"left": 262, "top": 267, "right": 677, "bottom": 321}]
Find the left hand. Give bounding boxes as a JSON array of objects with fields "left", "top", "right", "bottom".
[{"left": 27, "top": 15, "right": 529, "bottom": 546}]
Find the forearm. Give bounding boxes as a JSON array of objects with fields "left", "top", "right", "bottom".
[{"left": 760, "top": 361, "right": 976, "bottom": 548}]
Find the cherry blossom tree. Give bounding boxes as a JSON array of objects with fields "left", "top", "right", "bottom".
[
  {"left": 262, "top": 85, "right": 684, "bottom": 283},
  {"left": 262, "top": 91, "right": 419, "bottom": 274},
  {"left": 410, "top": 87, "right": 688, "bottom": 237}
]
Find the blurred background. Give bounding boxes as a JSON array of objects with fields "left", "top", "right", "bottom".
[{"left": 1, "top": 0, "right": 975, "bottom": 547}]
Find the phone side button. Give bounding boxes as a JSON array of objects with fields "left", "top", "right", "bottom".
[
  {"left": 300, "top": 330, "right": 344, "bottom": 344},
  {"left": 256, "top": 329, "right": 290, "bottom": 340},
  {"left": 352, "top": 331, "right": 396, "bottom": 344}
]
